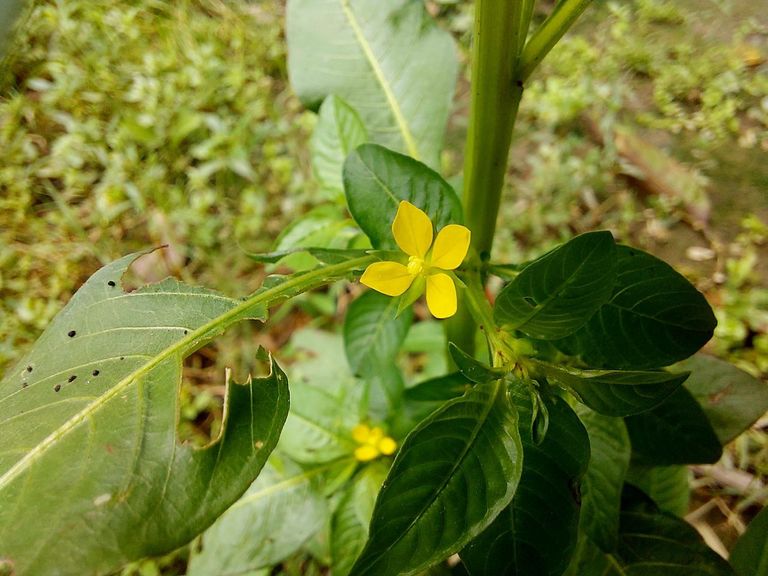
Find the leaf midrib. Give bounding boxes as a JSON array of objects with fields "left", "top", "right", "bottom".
[
  {"left": 0, "top": 255, "right": 374, "bottom": 492},
  {"left": 339, "top": 0, "right": 420, "bottom": 160},
  {"left": 362, "top": 381, "right": 502, "bottom": 573}
]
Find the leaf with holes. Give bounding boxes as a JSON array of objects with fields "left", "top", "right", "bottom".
[
  {"left": 188, "top": 456, "right": 345, "bottom": 575},
  {"left": 554, "top": 245, "right": 717, "bottom": 369},
  {"left": 0, "top": 252, "right": 289, "bottom": 575},
  {"left": 536, "top": 360, "right": 689, "bottom": 417},
  {"left": 287, "top": 0, "right": 458, "bottom": 167},
  {"left": 349, "top": 381, "right": 522, "bottom": 576},
  {"left": 344, "top": 144, "right": 463, "bottom": 250},
  {"left": 311, "top": 95, "right": 369, "bottom": 200},
  {"left": 494, "top": 231, "right": 617, "bottom": 339},
  {"left": 461, "top": 388, "right": 590, "bottom": 576}
]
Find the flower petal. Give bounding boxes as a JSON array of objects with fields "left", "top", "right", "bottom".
[
  {"left": 426, "top": 272, "right": 458, "bottom": 318},
  {"left": 430, "top": 224, "right": 471, "bottom": 270},
  {"left": 360, "top": 261, "right": 414, "bottom": 296},
  {"left": 392, "top": 201, "right": 433, "bottom": 258},
  {"left": 355, "top": 445, "right": 379, "bottom": 462}
]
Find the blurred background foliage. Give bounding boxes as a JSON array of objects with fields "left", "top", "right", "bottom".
[{"left": 1, "top": 0, "right": 766, "bottom": 570}]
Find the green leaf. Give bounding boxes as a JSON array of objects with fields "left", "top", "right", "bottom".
[
  {"left": 344, "top": 290, "right": 412, "bottom": 419},
  {"left": 404, "top": 372, "right": 471, "bottom": 402},
  {"left": 343, "top": 144, "right": 463, "bottom": 250},
  {"left": 448, "top": 343, "right": 503, "bottom": 383},
  {"left": 575, "top": 406, "right": 631, "bottom": 552},
  {"left": 287, "top": 0, "right": 458, "bottom": 167},
  {"left": 350, "top": 381, "right": 522, "bottom": 576},
  {"left": 331, "top": 463, "right": 389, "bottom": 576},
  {"left": 311, "top": 95, "right": 369, "bottom": 199},
  {"left": 554, "top": 245, "right": 717, "bottom": 370},
  {"left": 279, "top": 330, "right": 363, "bottom": 464},
  {"left": 678, "top": 354, "right": 768, "bottom": 444},
  {"left": 187, "top": 456, "right": 343, "bottom": 575},
  {"left": 616, "top": 486, "right": 734, "bottom": 574},
  {"left": 626, "top": 465, "right": 690, "bottom": 516},
  {"left": 731, "top": 506, "right": 768, "bottom": 576},
  {"left": 494, "top": 231, "right": 617, "bottom": 339},
  {"left": 625, "top": 386, "right": 722, "bottom": 465},
  {"left": 536, "top": 360, "right": 689, "bottom": 417},
  {"left": 0, "top": 254, "right": 288, "bottom": 575},
  {"left": 461, "top": 388, "right": 590, "bottom": 576}
]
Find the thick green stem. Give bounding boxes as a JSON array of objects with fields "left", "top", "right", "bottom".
[{"left": 462, "top": 0, "right": 525, "bottom": 262}]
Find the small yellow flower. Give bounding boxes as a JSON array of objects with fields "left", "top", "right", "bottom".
[
  {"left": 360, "top": 201, "right": 471, "bottom": 318},
  {"left": 352, "top": 424, "right": 398, "bottom": 462}
]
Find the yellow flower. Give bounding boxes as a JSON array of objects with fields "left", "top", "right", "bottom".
[
  {"left": 360, "top": 201, "right": 471, "bottom": 318},
  {"left": 352, "top": 424, "right": 398, "bottom": 462}
]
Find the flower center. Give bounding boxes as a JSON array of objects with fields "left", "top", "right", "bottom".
[{"left": 407, "top": 256, "right": 425, "bottom": 276}]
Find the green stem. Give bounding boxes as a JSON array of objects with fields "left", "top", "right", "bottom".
[
  {"left": 519, "top": 0, "right": 594, "bottom": 82},
  {"left": 462, "top": 0, "right": 525, "bottom": 262}
]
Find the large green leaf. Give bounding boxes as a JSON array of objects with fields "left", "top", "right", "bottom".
[
  {"left": 286, "top": 0, "right": 458, "bottom": 167},
  {"left": 349, "top": 381, "right": 522, "bottom": 576},
  {"left": 187, "top": 456, "right": 342, "bottom": 575},
  {"left": 678, "top": 354, "right": 768, "bottom": 444},
  {"left": 565, "top": 486, "right": 735, "bottom": 575},
  {"left": 575, "top": 406, "right": 631, "bottom": 552},
  {"left": 343, "top": 144, "right": 463, "bottom": 250},
  {"left": 626, "top": 464, "right": 690, "bottom": 516},
  {"left": 0, "top": 253, "right": 289, "bottom": 575},
  {"left": 312, "top": 95, "right": 368, "bottom": 200},
  {"left": 625, "top": 387, "right": 722, "bottom": 465},
  {"left": 331, "top": 463, "right": 389, "bottom": 576},
  {"left": 462, "top": 388, "right": 590, "bottom": 576},
  {"left": 537, "top": 360, "right": 689, "bottom": 417},
  {"left": 344, "top": 290, "right": 411, "bottom": 419},
  {"left": 554, "top": 245, "right": 717, "bottom": 370},
  {"left": 279, "top": 330, "right": 363, "bottom": 464},
  {"left": 494, "top": 231, "right": 617, "bottom": 339},
  {"left": 731, "top": 505, "right": 768, "bottom": 576}
]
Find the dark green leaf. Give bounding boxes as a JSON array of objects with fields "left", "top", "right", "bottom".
[
  {"left": 462, "top": 387, "right": 590, "bottom": 576},
  {"left": 449, "top": 343, "right": 503, "bottom": 383},
  {"left": 331, "top": 463, "right": 389, "bottom": 576},
  {"left": 678, "top": 354, "right": 768, "bottom": 444},
  {"left": 575, "top": 406, "right": 631, "bottom": 552},
  {"left": 343, "top": 144, "right": 462, "bottom": 250},
  {"left": 279, "top": 330, "right": 363, "bottom": 464},
  {"left": 287, "top": 0, "right": 458, "bottom": 167},
  {"left": 616, "top": 485, "right": 734, "bottom": 574},
  {"left": 188, "top": 456, "right": 343, "bottom": 575},
  {"left": 494, "top": 231, "right": 617, "bottom": 339},
  {"left": 312, "top": 95, "right": 368, "bottom": 199},
  {"left": 0, "top": 252, "right": 288, "bottom": 575},
  {"left": 625, "top": 386, "right": 722, "bottom": 465},
  {"left": 731, "top": 505, "right": 768, "bottom": 576},
  {"left": 626, "top": 464, "right": 690, "bottom": 516},
  {"left": 554, "top": 245, "right": 717, "bottom": 369},
  {"left": 537, "top": 360, "right": 689, "bottom": 417},
  {"left": 404, "top": 372, "right": 471, "bottom": 402},
  {"left": 350, "top": 381, "right": 522, "bottom": 576}
]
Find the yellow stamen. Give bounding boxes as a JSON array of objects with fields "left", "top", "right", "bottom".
[{"left": 407, "top": 256, "right": 424, "bottom": 276}]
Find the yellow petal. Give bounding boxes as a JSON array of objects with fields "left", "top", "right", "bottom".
[
  {"left": 352, "top": 424, "right": 370, "bottom": 444},
  {"left": 430, "top": 224, "right": 471, "bottom": 270},
  {"left": 355, "top": 445, "right": 379, "bottom": 462},
  {"left": 426, "top": 273, "right": 457, "bottom": 319},
  {"left": 360, "top": 261, "right": 414, "bottom": 296},
  {"left": 392, "top": 201, "right": 433, "bottom": 258},
  {"left": 367, "top": 427, "right": 384, "bottom": 444},
  {"left": 378, "top": 436, "right": 397, "bottom": 456}
]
